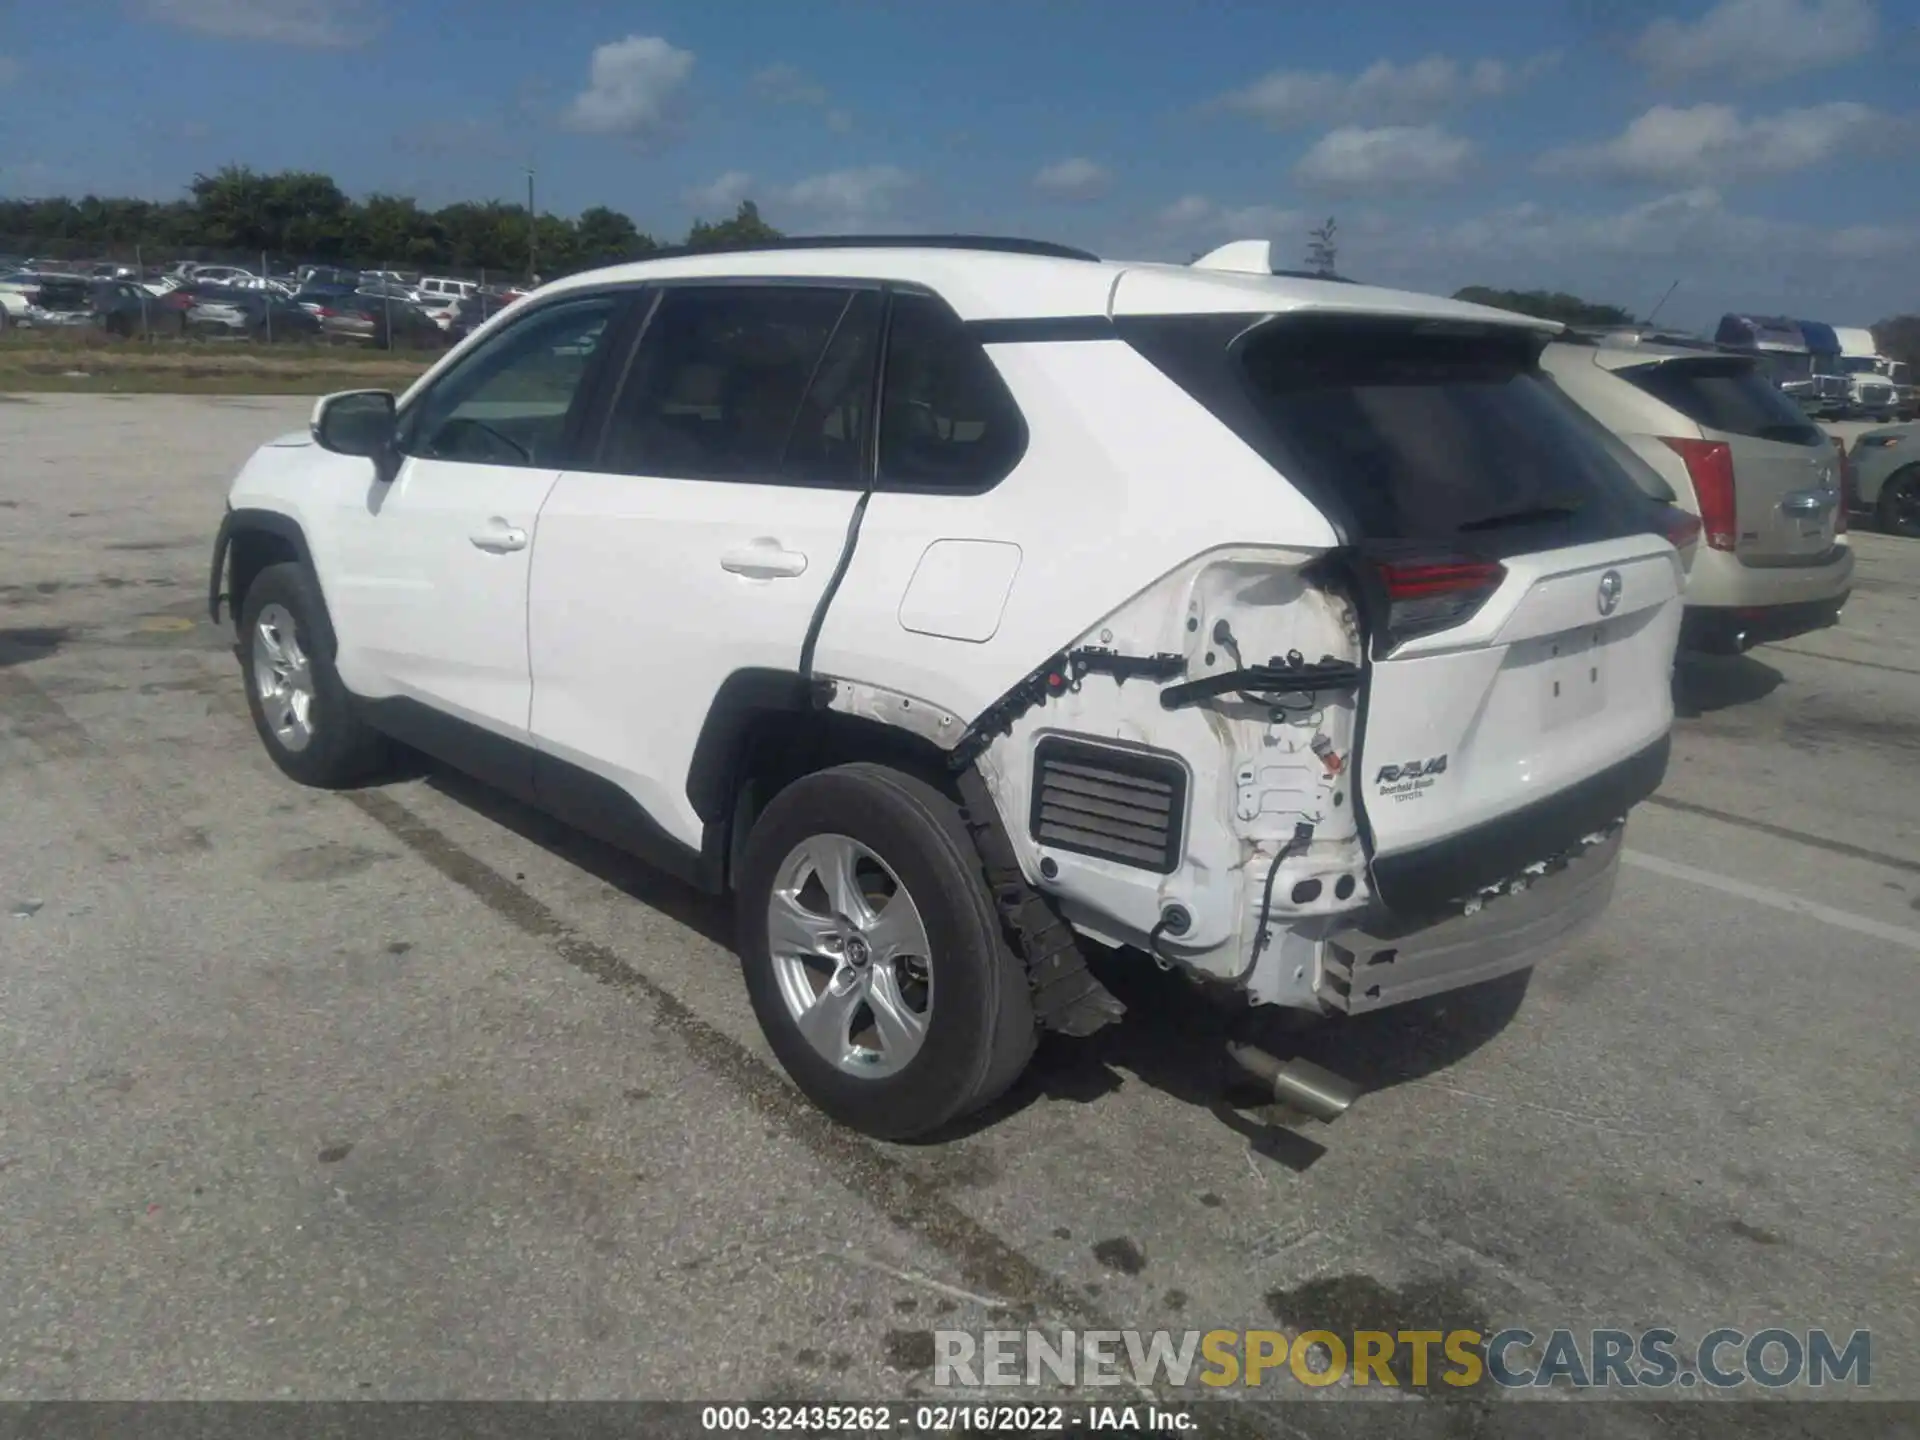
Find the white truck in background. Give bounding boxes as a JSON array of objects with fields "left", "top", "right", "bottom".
[{"left": 1834, "top": 326, "right": 1915, "bottom": 422}]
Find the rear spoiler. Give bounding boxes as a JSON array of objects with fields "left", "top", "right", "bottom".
[
  {"left": 1190, "top": 240, "right": 1357, "bottom": 284},
  {"left": 1560, "top": 325, "right": 1743, "bottom": 356}
]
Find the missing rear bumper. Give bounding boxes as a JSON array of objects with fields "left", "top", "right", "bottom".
[{"left": 1319, "top": 827, "right": 1623, "bottom": 1015}]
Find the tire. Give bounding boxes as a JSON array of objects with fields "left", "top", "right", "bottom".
[
  {"left": 735, "top": 763, "right": 1037, "bottom": 1140},
  {"left": 237, "top": 562, "right": 388, "bottom": 787},
  {"left": 1875, "top": 466, "right": 1920, "bottom": 538}
]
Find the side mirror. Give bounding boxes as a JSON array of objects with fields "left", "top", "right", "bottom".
[{"left": 311, "top": 390, "right": 397, "bottom": 460}]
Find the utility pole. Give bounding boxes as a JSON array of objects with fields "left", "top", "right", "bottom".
[{"left": 526, "top": 167, "right": 537, "bottom": 286}]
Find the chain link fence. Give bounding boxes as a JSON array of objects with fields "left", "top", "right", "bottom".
[{"left": 1, "top": 236, "right": 526, "bottom": 350}]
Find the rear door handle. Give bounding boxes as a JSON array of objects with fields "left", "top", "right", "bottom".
[
  {"left": 470, "top": 518, "right": 529, "bottom": 553},
  {"left": 720, "top": 539, "right": 808, "bottom": 579}
]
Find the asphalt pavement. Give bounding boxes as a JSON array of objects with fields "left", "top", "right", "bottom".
[{"left": 1, "top": 395, "right": 1914, "bottom": 1422}]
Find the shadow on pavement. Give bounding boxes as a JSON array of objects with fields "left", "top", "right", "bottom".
[
  {"left": 1672, "top": 652, "right": 1784, "bottom": 718},
  {"left": 951, "top": 942, "right": 1532, "bottom": 1165},
  {"left": 419, "top": 762, "right": 736, "bottom": 950},
  {"left": 410, "top": 755, "right": 1530, "bottom": 1164}
]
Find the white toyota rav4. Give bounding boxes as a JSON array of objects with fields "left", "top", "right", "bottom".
[{"left": 210, "top": 236, "right": 1690, "bottom": 1139}]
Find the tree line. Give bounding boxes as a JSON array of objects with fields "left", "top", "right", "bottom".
[{"left": 0, "top": 166, "right": 782, "bottom": 276}]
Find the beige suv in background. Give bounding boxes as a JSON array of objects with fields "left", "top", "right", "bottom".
[{"left": 1543, "top": 331, "right": 1853, "bottom": 653}]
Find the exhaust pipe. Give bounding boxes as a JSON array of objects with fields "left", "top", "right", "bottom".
[{"left": 1226, "top": 1043, "right": 1360, "bottom": 1124}]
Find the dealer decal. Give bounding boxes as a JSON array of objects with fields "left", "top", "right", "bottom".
[{"left": 1375, "top": 755, "right": 1447, "bottom": 802}]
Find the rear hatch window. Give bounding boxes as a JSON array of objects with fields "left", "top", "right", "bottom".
[
  {"left": 1614, "top": 357, "right": 1827, "bottom": 447},
  {"left": 1236, "top": 316, "right": 1660, "bottom": 553}
]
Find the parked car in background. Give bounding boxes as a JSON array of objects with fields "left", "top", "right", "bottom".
[
  {"left": 0, "top": 270, "right": 40, "bottom": 328},
  {"left": 20, "top": 274, "right": 97, "bottom": 327},
  {"left": 446, "top": 291, "right": 515, "bottom": 341},
  {"left": 414, "top": 294, "right": 462, "bottom": 334},
  {"left": 181, "top": 285, "right": 323, "bottom": 341},
  {"left": 297, "top": 265, "right": 361, "bottom": 289},
  {"left": 182, "top": 264, "right": 260, "bottom": 288},
  {"left": 418, "top": 276, "right": 479, "bottom": 302},
  {"left": 313, "top": 291, "right": 444, "bottom": 349},
  {"left": 1544, "top": 329, "right": 1851, "bottom": 653},
  {"left": 94, "top": 279, "right": 194, "bottom": 336},
  {"left": 1848, "top": 424, "right": 1920, "bottom": 537}
]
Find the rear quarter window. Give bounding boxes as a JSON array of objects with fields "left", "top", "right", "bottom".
[
  {"left": 1236, "top": 316, "right": 1658, "bottom": 550},
  {"left": 1618, "top": 358, "right": 1826, "bottom": 447}
]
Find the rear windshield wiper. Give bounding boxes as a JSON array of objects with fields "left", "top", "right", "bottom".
[{"left": 1456, "top": 501, "right": 1584, "bottom": 532}]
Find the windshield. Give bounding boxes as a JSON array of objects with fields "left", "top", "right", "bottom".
[{"left": 1839, "top": 357, "right": 1882, "bottom": 375}]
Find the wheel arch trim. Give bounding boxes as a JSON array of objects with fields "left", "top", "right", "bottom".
[{"left": 212, "top": 507, "right": 337, "bottom": 658}]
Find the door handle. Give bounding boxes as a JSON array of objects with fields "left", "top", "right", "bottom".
[
  {"left": 720, "top": 539, "right": 808, "bottom": 579},
  {"left": 470, "top": 518, "right": 529, "bottom": 553}
]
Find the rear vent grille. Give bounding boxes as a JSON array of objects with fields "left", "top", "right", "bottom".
[{"left": 1029, "top": 737, "right": 1187, "bottom": 873}]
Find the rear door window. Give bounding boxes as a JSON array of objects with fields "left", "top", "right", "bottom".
[
  {"left": 1617, "top": 358, "right": 1827, "bottom": 447},
  {"left": 1237, "top": 316, "right": 1656, "bottom": 549},
  {"left": 598, "top": 284, "right": 874, "bottom": 485}
]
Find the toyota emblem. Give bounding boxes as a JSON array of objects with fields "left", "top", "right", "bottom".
[{"left": 1597, "top": 570, "right": 1623, "bottom": 617}]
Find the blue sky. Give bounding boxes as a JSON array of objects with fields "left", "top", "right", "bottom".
[{"left": 2, "top": 0, "right": 1917, "bottom": 326}]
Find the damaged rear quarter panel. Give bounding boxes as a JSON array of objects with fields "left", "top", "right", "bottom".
[
  {"left": 970, "top": 546, "right": 1373, "bottom": 1000},
  {"left": 804, "top": 336, "right": 1340, "bottom": 727}
]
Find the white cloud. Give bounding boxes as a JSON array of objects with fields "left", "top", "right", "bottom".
[
  {"left": 562, "top": 35, "right": 695, "bottom": 139},
  {"left": 776, "top": 166, "right": 915, "bottom": 229},
  {"left": 1540, "top": 102, "right": 1882, "bottom": 183},
  {"left": 1212, "top": 52, "right": 1555, "bottom": 129},
  {"left": 751, "top": 63, "right": 829, "bottom": 107},
  {"left": 1633, "top": 0, "right": 1878, "bottom": 84},
  {"left": 685, "top": 171, "right": 754, "bottom": 215},
  {"left": 751, "top": 62, "right": 852, "bottom": 133},
  {"left": 1294, "top": 125, "right": 1474, "bottom": 191},
  {"left": 1031, "top": 157, "right": 1112, "bottom": 201},
  {"left": 138, "top": 0, "right": 382, "bottom": 46},
  {"left": 1332, "top": 187, "right": 1920, "bottom": 323}
]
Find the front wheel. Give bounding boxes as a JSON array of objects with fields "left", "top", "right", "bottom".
[
  {"left": 1875, "top": 466, "right": 1920, "bottom": 538},
  {"left": 735, "top": 763, "right": 1037, "bottom": 1140},
  {"left": 238, "top": 562, "right": 389, "bottom": 787}
]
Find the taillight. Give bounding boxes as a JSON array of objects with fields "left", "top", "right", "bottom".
[
  {"left": 1831, "top": 438, "right": 1851, "bottom": 535},
  {"left": 1370, "top": 553, "right": 1507, "bottom": 647},
  {"left": 316, "top": 307, "right": 337, "bottom": 318},
  {"left": 1659, "top": 437, "right": 1736, "bottom": 551}
]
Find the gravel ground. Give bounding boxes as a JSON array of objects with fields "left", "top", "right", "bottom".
[{"left": 1, "top": 395, "right": 1914, "bottom": 1429}]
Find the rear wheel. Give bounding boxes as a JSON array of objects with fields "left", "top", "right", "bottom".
[
  {"left": 735, "top": 763, "right": 1036, "bottom": 1140},
  {"left": 1876, "top": 466, "right": 1920, "bottom": 538},
  {"left": 238, "top": 562, "right": 388, "bottom": 788}
]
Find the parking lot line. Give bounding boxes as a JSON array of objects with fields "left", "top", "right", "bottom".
[{"left": 1623, "top": 848, "right": 1920, "bottom": 954}]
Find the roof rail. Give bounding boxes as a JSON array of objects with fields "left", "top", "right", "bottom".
[{"left": 628, "top": 234, "right": 1102, "bottom": 264}]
